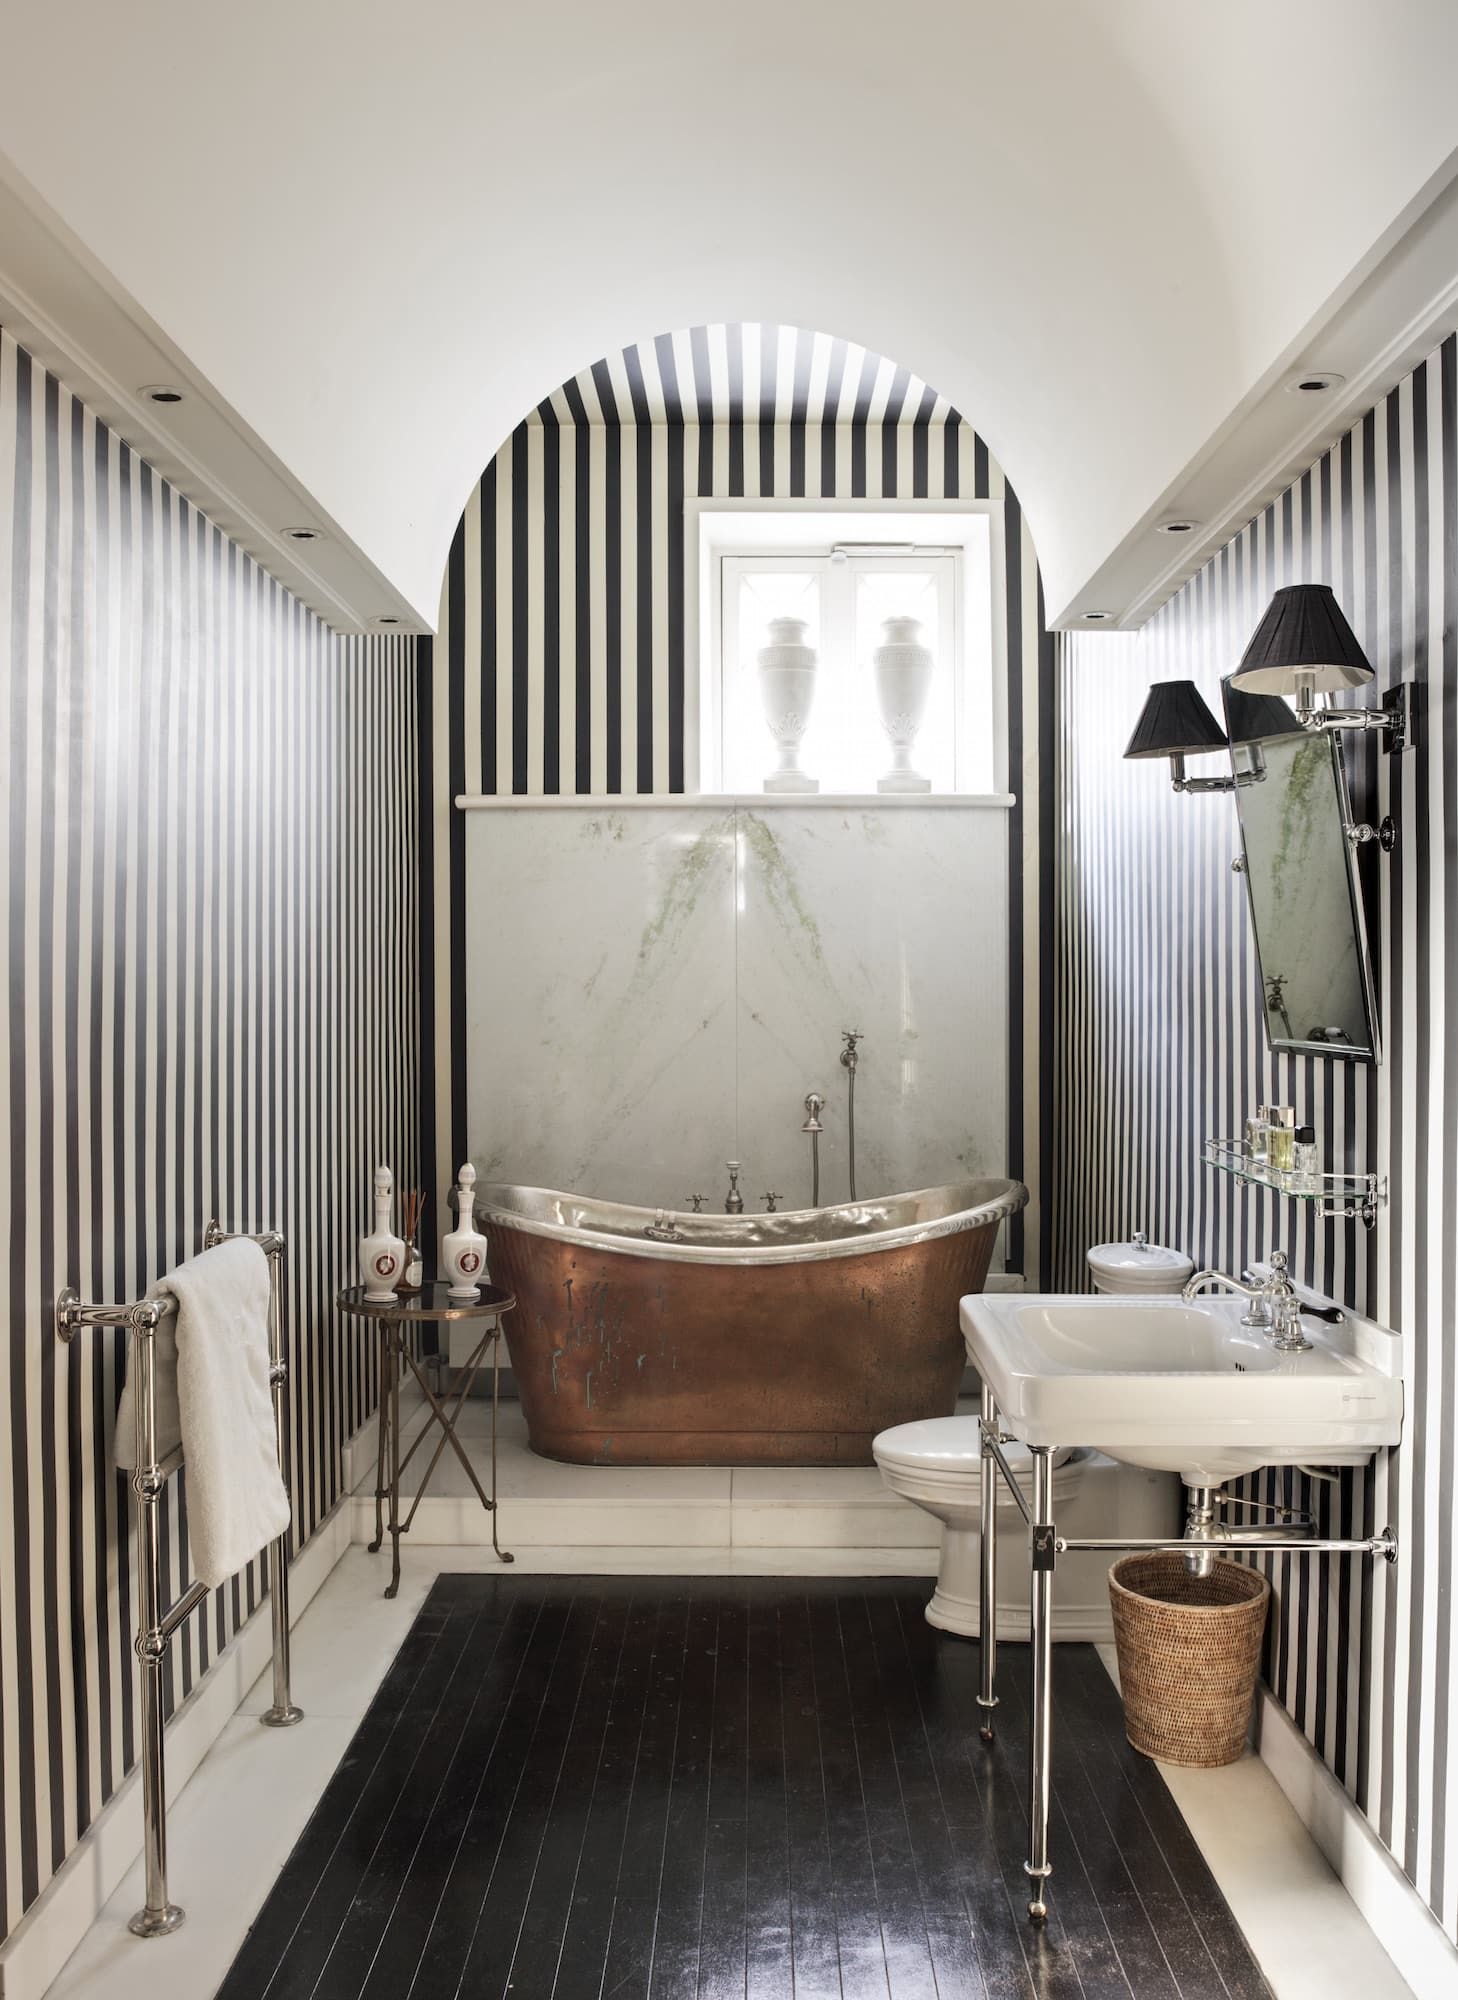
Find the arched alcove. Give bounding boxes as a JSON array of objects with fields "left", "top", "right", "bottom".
[
  {"left": 433, "top": 325, "right": 1042, "bottom": 795},
  {"left": 422, "top": 325, "right": 1051, "bottom": 1280}
]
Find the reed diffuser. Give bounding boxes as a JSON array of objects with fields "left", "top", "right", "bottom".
[{"left": 398, "top": 1188, "right": 426, "bottom": 1292}]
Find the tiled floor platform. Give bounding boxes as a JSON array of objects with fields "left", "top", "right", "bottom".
[{"left": 351, "top": 1394, "right": 950, "bottom": 1565}]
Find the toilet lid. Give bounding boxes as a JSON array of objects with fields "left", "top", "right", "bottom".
[
  {"left": 873, "top": 1416, "right": 1074, "bottom": 1477},
  {"left": 1087, "top": 1235, "right": 1193, "bottom": 1287}
]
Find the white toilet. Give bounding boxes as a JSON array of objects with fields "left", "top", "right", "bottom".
[
  {"left": 873, "top": 1238, "right": 1189, "bottom": 1638},
  {"left": 872, "top": 1418, "right": 1081, "bottom": 1635},
  {"left": 873, "top": 1419, "right": 1178, "bottom": 1640}
]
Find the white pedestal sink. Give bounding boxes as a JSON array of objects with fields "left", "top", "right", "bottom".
[
  {"left": 957, "top": 1281, "right": 1403, "bottom": 1925},
  {"left": 960, "top": 1289, "right": 1403, "bottom": 1486}
]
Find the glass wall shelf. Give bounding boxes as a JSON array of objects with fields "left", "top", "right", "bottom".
[{"left": 1202, "top": 1138, "right": 1386, "bottom": 1227}]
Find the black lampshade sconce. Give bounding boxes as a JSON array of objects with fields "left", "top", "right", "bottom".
[
  {"left": 1123, "top": 679, "right": 1251, "bottom": 794},
  {"left": 1229, "top": 583, "right": 1410, "bottom": 753},
  {"left": 1124, "top": 584, "right": 1411, "bottom": 793}
]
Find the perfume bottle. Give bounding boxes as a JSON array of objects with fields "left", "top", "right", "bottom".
[
  {"left": 1267, "top": 1105, "right": 1296, "bottom": 1177},
  {"left": 1291, "top": 1125, "right": 1320, "bottom": 1194},
  {"left": 360, "top": 1164, "right": 405, "bottom": 1302},
  {"left": 442, "top": 1162, "right": 489, "bottom": 1299},
  {"left": 1245, "top": 1109, "right": 1269, "bottom": 1167}
]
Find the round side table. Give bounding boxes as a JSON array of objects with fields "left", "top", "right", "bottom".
[{"left": 338, "top": 1281, "right": 516, "bottom": 1597}]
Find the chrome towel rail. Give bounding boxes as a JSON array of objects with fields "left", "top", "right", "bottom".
[{"left": 54, "top": 1222, "right": 300, "bottom": 1940}]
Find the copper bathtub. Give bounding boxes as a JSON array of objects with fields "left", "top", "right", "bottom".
[{"left": 479, "top": 1179, "right": 1027, "bottom": 1465}]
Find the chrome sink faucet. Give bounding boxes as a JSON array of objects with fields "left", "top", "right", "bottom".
[
  {"left": 1182, "top": 1249, "right": 1311, "bottom": 1353},
  {"left": 723, "top": 1161, "right": 744, "bottom": 1214}
]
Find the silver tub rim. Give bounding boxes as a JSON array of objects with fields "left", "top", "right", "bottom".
[{"left": 477, "top": 1177, "right": 1027, "bottom": 1268}]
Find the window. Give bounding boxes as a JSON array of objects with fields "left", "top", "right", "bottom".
[{"left": 697, "top": 510, "right": 995, "bottom": 796}]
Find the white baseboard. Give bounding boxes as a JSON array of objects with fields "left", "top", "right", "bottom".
[
  {"left": 0, "top": 1502, "right": 354, "bottom": 2000},
  {"left": 1255, "top": 1686, "right": 1458, "bottom": 2000}
]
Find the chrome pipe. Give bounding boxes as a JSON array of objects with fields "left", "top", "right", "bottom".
[
  {"left": 1057, "top": 1528, "right": 1398, "bottom": 1561},
  {"left": 802, "top": 1094, "right": 824, "bottom": 1208},
  {"left": 984, "top": 1431, "right": 1033, "bottom": 1524},
  {"left": 262, "top": 1249, "right": 301, "bottom": 1726},
  {"left": 1183, "top": 1483, "right": 1219, "bottom": 1578},
  {"left": 976, "top": 1383, "right": 999, "bottom": 1742},
  {"left": 1026, "top": 1446, "right": 1054, "bottom": 1923},
  {"left": 130, "top": 1323, "right": 184, "bottom": 1938},
  {"left": 55, "top": 1290, "right": 178, "bottom": 1342},
  {"left": 840, "top": 1031, "right": 861, "bottom": 1200},
  {"left": 155, "top": 1578, "right": 210, "bottom": 1647}
]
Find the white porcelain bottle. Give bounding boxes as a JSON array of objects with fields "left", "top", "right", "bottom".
[
  {"left": 442, "top": 1162, "right": 489, "bottom": 1299},
  {"left": 360, "top": 1164, "right": 406, "bottom": 1302}
]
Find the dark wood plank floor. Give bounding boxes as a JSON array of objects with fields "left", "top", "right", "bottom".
[{"left": 218, "top": 1577, "right": 1270, "bottom": 2000}]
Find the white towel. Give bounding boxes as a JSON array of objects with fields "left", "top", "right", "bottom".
[{"left": 115, "top": 1239, "right": 292, "bottom": 1587}]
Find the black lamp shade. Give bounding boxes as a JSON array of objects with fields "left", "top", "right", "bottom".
[
  {"left": 1124, "top": 679, "right": 1228, "bottom": 760},
  {"left": 1230, "top": 583, "right": 1373, "bottom": 695},
  {"left": 1221, "top": 675, "right": 1301, "bottom": 746}
]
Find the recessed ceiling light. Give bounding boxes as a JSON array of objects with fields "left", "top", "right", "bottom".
[
  {"left": 373, "top": 614, "right": 401, "bottom": 627},
  {"left": 283, "top": 526, "right": 323, "bottom": 542},
  {"left": 139, "top": 384, "right": 184, "bottom": 405},
  {"left": 1287, "top": 371, "right": 1345, "bottom": 396},
  {"left": 1156, "top": 519, "right": 1198, "bottom": 536},
  {"left": 1082, "top": 610, "right": 1113, "bottom": 622}
]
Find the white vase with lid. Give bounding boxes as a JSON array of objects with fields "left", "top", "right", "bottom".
[
  {"left": 757, "top": 617, "right": 820, "bottom": 794},
  {"left": 360, "top": 1165, "right": 405, "bottom": 1302},
  {"left": 872, "top": 615, "right": 935, "bottom": 793},
  {"left": 442, "top": 1162, "right": 489, "bottom": 1299}
]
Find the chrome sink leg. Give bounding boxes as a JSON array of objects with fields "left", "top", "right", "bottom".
[
  {"left": 976, "top": 1382, "right": 999, "bottom": 1742},
  {"left": 1026, "top": 1444, "right": 1055, "bottom": 1923}
]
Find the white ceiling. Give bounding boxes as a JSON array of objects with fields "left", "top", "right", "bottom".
[{"left": 3, "top": 0, "right": 1458, "bottom": 630}]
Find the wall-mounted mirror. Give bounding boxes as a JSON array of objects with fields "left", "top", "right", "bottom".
[{"left": 1222, "top": 679, "right": 1380, "bottom": 1061}]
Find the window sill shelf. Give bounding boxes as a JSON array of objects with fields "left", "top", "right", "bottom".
[{"left": 455, "top": 791, "right": 1017, "bottom": 811}]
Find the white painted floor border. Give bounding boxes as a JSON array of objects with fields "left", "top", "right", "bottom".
[
  {"left": 0, "top": 1500, "right": 356, "bottom": 2000},
  {"left": 1097, "top": 1645, "right": 1424, "bottom": 2000},
  {"left": 1252, "top": 1683, "right": 1458, "bottom": 2000}
]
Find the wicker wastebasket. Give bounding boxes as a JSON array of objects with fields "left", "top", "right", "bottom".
[{"left": 1109, "top": 1552, "right": 1270, "bottom": 1767}]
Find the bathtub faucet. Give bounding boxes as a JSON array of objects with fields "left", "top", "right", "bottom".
[
  {"left": 802, "top": 1092, "right": 825, "bottom": 1206},
  {"left": 724, "top": 1161, "right": 744, "bottom": 1214},
  {"left": 840, "top": 1029, "right": 863, "bottom": 1201}
]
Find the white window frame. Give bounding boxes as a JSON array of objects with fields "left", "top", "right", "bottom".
[{"left": 687, "top": 502, "right": 1001, "bottom": 798}]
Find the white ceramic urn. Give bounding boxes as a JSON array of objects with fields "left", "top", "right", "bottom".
[
  {"left": 757, "top": 617, "right": 819, "bottom": 794},
  {"left": 360, "top": 1164, "right": 406, "bottom": 1302},
  {"left": 872, "top": 615, "right": 935, "bottom": 793},
  {"left": 442, "top": 1162, "right": 489, "bottom": 1299}
]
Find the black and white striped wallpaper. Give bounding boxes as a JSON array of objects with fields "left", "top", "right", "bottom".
[
  {"left": 0, "top": 329, "right": 420, "bottom": 1941},
  {"left": 424, "top": 325, "right": 1054, "bottom": 1276},
  {"left": 1056, "top": 334, "right": 1458, "bottom": 1943}
]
